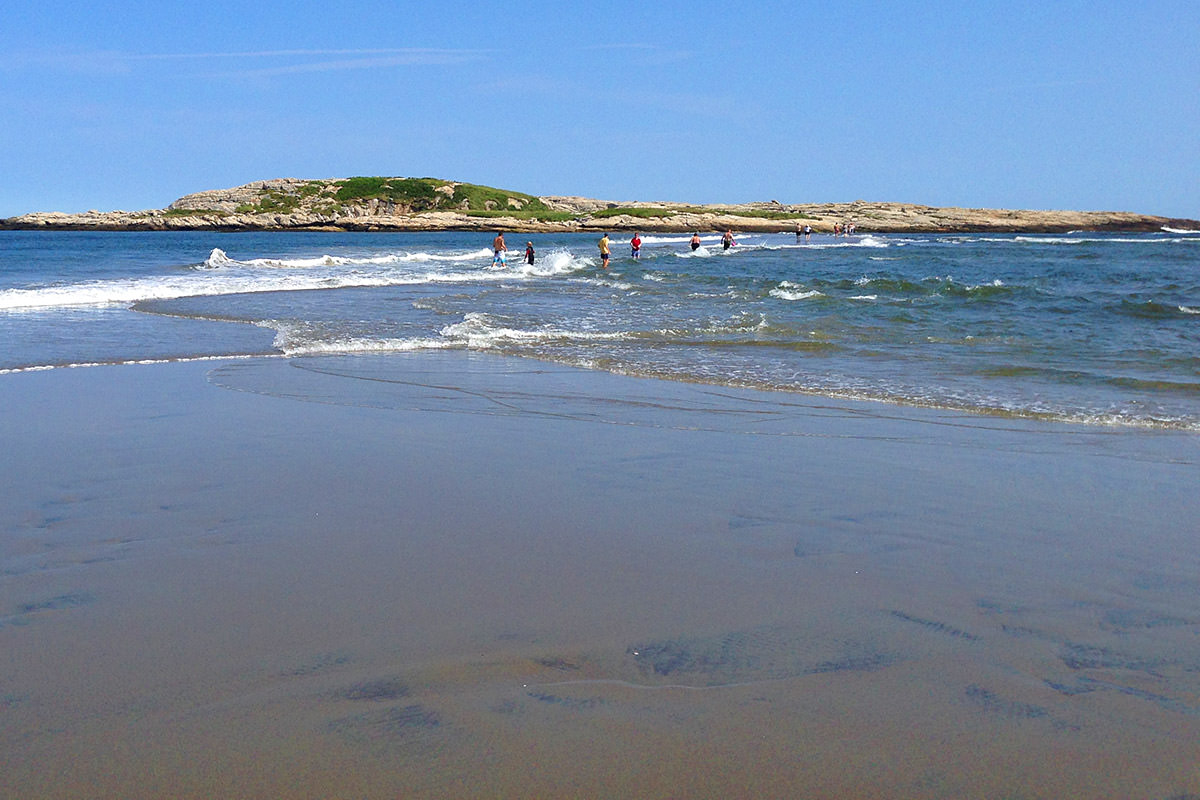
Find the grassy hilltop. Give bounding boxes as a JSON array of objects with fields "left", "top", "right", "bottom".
[{"left": 164, "top": 176, "right": 818, "bottom": 224}]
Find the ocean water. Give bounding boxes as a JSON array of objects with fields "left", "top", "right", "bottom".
[{"left": 1, "top": 228, "right": 1197, "bottom": 429}]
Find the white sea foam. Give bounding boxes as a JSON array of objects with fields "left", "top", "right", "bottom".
[
  {"left": 770, "top": 288, "right": 823, "bottom": 301},
  {"left": 438, "top": 312, "right": 628, "bottom": 349},
  {"left": 1012, "top": 236, "right": 1190, "bottom": 245},
  {"left": 1162, "top": 226, "right": 1200, "bottom": 234},
  {"left": 1180, "top": 306, "right": 1199, "bottom": 315},
  {"left": 639, "top": 234, "right": 723, "bottom": 245},
  {"left": 849, "top": 295, "right": 878, "bottom": 301},
  {"left": 0, "top": 270, "right": 416, "bottom": 310},
  {"left": 512, "top": 249, "right": 591, "bottom": 276},
  {"left": 202, "top": 246, "right": 495, "bottom": 269},
  {"left": 0, "top": 246, "right": 589, "bottom": 312},
  {"left": 277, "top": 335, "right": 455, "bottom": 356},
  {"left": 777, "top": 235, "right": 890, "bottom": 250},
  {"left": 0, "top": 353, "right": 264, "bottom": 376}
]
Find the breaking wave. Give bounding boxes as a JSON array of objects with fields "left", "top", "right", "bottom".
[{"left": 0, "top": 247, "right": 590, "bottom": 311}]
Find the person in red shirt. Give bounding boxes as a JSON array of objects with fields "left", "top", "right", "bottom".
[{"left": 631, "top": 232, "right": 642, "bottom": 259}]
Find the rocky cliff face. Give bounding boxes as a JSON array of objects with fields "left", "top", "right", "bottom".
[
  {"left": 166, "top": 178, "right": 321, "bottom": 212},
  {"left": 3, "top": 177, "right": 1196, "bottom": 233}
]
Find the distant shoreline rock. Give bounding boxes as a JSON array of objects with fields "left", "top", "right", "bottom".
[{"left": 2, "top": 177, "right": 1195, "bottom": 233}]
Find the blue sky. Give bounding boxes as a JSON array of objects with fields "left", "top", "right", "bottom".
[{"left": 2, "top": 0, "right": 1197, "bottom": 218}]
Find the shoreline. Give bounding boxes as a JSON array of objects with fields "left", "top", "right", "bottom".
[
  {"left": 2, "top": 350, "right": 1196, "bottom": 433},
  {"left": 2, "top": 352, "right": 1198, "bottom": 797}
]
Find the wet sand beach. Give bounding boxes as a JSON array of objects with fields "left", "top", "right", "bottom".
[{"left": 2, "top": 353, "right": 1198, "bottom": 798}]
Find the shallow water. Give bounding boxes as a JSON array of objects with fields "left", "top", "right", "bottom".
[{"left": 1, "top": 229, "right": 1198, "bottom": 429}]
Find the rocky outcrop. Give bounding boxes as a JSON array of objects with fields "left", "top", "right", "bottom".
[
  {"left": 3, "top": 178, "right": 1196, "bottom": 233},
  {"left": 166, "top": 178, "right": 322, "bottom": 212}
]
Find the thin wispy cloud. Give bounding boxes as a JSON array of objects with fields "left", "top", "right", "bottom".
[
  {"left": 131, "top": 48, "right": 491, "bottom": 61},
  {"left": 205, "top": 51, "right": 487, "bottom": 78},
  {"left": 1, "top": 48, "right": 491, "bottom": 77}
]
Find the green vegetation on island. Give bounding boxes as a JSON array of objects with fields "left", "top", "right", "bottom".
[
  {"left": 591, "top": 207, "right": 676, "bottom": 219},
  {"left": 225, "top": 177, "right": 578, "bottom": 221}
]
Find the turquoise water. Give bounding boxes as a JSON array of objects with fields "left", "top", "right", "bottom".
[{"left": 1, "top": 229, "right": 1197, "bottom": 428}]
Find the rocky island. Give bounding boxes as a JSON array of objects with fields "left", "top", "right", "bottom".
[{"left": 3, "top": 177, "right": 1196, "bottom": 233}]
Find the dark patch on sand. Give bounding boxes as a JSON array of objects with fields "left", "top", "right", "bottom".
[
  {"left": 728, "top": 514, "right": 771, "bottom": 530},
  {"left": 337, "top": 677, "right": 410, "bottom": 702},
  {"left": 1048, "top": 675, "right": 1196, "bottom": 718},
  {"left": 965, "top": 685, "right": 1080, "bottom": 732},
  {"left": 808, "top": 652, "right": 899, "bottom": 674},
  {"left": 1129, "top": 573, "right": 1200, "bottom": 594},
  {"left": 999, "top": 624, "right": 1041, "bottom": 638},
  {"left": 965, "top": 685, "right": 1049, "bottom": 720},
  {"left": 283, "top": 651, "right": 353, "bottom": 677},
  {"left": 490, "top": 699, "right": 521, "bottom": 715},
  {"left": 17, "top": 592, "right": 95, "bottom": 614},
  {"left": 1059, "top": 643, "right": 1162, "bottom": 673},
  {"left": 627, "top": 628, "right": 802, "bottom": 679},
  {"left": 888, "top": 610, "right": 980, "bottom": 641},
  {"left": 976, "top": 598, "right": 1025, "bottom": 614},
  {"left": 1044, "top": 679, "right": 1100, "bottom": 697},
  {"left": 326, "top": 704, "right": 441, "bottom": 746},
  {"left": 627, "top": 626, "right": 898, "bottom": 685},
  {"left": 526, "top": 691, "right": 604, "bottom": 710},
  {"left": 1101, "top": 608, "right": 1197, "bottom": 631},
  {"left": 533, "top": 656, "right": 582, "bottom": 672}
]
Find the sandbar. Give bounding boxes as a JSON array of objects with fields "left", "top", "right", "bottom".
[{"left": 1, "top": 353, "right": 1198, "bottom": 798}]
